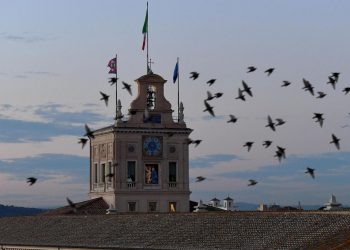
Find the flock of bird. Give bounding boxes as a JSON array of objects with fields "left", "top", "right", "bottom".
[{"left": 191, "top": 67, "right": 349, "bottom": 187}]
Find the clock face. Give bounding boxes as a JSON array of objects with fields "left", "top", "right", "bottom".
[{"left": 143, "top": 136, "right": 162, "bottom": 156}]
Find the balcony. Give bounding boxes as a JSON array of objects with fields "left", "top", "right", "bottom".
[
  {"left": 168, "top": 182, "right": 177, "bottom": 188},
  {"left": 127, "top": 181, "right": 136, "bottom": 188}
]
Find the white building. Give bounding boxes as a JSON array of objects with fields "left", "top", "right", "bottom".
[{"left": 323, "top": 194, "right": 342, "bottom": 211}]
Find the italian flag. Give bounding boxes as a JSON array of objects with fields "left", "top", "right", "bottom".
[{"left": 142, "top": 5, "right": 148, "bottom": 50}]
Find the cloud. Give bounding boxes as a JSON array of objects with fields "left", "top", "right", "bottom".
[{"left": 190, "top": 154, "right": 239, "bottom": 169}]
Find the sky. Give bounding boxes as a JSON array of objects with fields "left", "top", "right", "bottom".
[{"left": 0, "top": 0, "right": 350, "bottom": 208}]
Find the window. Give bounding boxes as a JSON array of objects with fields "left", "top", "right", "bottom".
[
  {"left": 94, "top": 163, "right": 98, "bottom": 183},
  {"left": 108, "top": 162, "right": 113, "bottom": 182},
  {"left": 128, "top": 202, "right": 136, "bottom": 212},
  {"left": 169, "top": 202, "right": 177, "bottom": 212},
  {"left": 145, "top": 164, "right": 158, "bottom": 184},
  {"left": 127, "top": 161, "right": 136, "bottom": 182},
  {"left": 169, "top": 162, "right": 177, "bottom": 182},
  {"left": 148, "top": 202, "right": 157, "bottom": 212},
  {"left": 101, "top": 163, "right": 106, "bottom": 183}
]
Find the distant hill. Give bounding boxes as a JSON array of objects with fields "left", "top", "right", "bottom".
[{"left": 0, "top": 204, "right": 46, "bottom": 217}]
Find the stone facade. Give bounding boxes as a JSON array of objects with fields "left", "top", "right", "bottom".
[{"left": 89, "top": 73, "right": 192, "bottom": 212}]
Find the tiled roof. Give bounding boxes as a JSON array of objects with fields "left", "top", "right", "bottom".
[{"left": 1, "top": 212, "right": 350, "bottom": 249}]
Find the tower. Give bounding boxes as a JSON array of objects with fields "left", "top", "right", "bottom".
[{"left": 89, "top": 72, "right": 192, "bottom": 212}]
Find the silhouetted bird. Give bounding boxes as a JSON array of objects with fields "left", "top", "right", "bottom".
[
  {"left": 122, "top": 81, "right": 132, "bottom": 96},
  {"left": 78, "top": 138, "right": 88, "bottom": 149},
  {"left": 281, "top": 81, "right": 291, "bottom": 87},
  {"left": 195, "top": 176, "right": 206, "bottom": 182},
  {"left": 99, "top": 91, "right": 109, "bottom": 106},
  {"left": 342, "top": 87, "right": 350, "bottom": 95},
  {"left": 248, "top": 179, "right": 258, "bottom": 186},
  {"left": 243, "top": 141, "right": 254, "bottom": 152},
  {"left": 206, "top": 91, "right": 215, "bottom": 101},
  {"left": 316, "top": 91, "right": 327, "bottom": 98},
  {"left": 27, "top": 177, "right": 37, "bottom": 186},
  {"left": 305, "top": 167, "right": 315, "bottom": 179},
  {"left": 207, "top": 79, "right": 216, "bottom": 86},
  {"left": 262, "top": 140, "right": 273, "bottom": 148},
  {"left": 275, "top": 118, "right": 286, "bottom": 126},
  {"left": 192, "top": 140, "right": 202, "bottom": 147},
  {"left": 190, "top": 71, "right": 199, "bottom": 80},
  {"left": 327, "top": 76, "right": 337, "bottom": 90},
  {"left": 302, "top": 78, "right": 314, "bottom": 96},
  {"left": 330, "top": 134, "right": 340, "bottom": 150},
  {"left": 276, "top": 146, "right": 286, "bottom": 159},
  {"left": 105, "top": 173, "right": 114, "bottom": 178},
  {"left": 274, "top": 150, "right": 283, "bottom": 163},
  {"left": 203, "top": 100, "right": 215, "bottom": 117},
  {"left": 235, "top": 88, "right": 246, "bottom": 101},
  {"left": 331, "top": 72, "right": 340, "bottom": 80},
  {"left": 108, "top": 77, "right": 118, "bottom": 86},
  {"left": 84, "top": 124, "right": 94, "bottom": 139},
  {"left": 214, "top": 92, "right": 223, "bottom": 98},
  {"left": 186, "top": 138, "right": 193, "bottom": 145},
  {"left": 227, "top": 114, "right": 237, "bottom": 123},
  {"left": 264, "top": 68, "right": 274, "bottom": 76},
  {"left": 242, "top": 80, "right": 253, "bottom": 97},
  {"left": 312, "top": 113, "right": 324, "bottom": 127},
  {"left": 247, "top": 66, "right": 257, "bottom": 73},
  {"left": 266, "top": 115, "right": 276, "bottom": 131},
  {"left": 66, "top": 197, "right": 77, "bottom": 214}
]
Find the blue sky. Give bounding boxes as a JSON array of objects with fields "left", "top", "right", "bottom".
[{"left": 0, "top": 0, "right": 350, "bottom": 208}]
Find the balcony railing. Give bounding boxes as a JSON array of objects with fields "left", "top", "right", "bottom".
[
  {"left": 127, "top": 181, "right": 136, "bottom": 188},
  {"left": 168, "top": 182, "right": 177, "bottom": 188}
]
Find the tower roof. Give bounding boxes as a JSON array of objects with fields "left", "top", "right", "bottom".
[{"left": 135, "top": 73, "right": 166, "bottom": 83}]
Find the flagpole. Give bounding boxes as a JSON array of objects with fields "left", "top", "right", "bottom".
[
  {"left": 146, "top": 1, "right": 149, "bottom": 73},
  {"left": 115, "top": 53, "right": 118, "bottom": 119},
  {"left": 177, "top": 57, "right": 180, "bottom": 122}
]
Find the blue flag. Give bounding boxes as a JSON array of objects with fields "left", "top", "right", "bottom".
[{"left": 173, "top": 61, "right": 179, "bottom": 83}]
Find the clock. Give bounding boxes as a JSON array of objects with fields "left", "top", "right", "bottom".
[{"left": 143, "top": 136, "right": 162, "bottom": 156}]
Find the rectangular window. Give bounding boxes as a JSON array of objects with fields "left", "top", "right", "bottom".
[
  {"left": 145, "top": 164, "right": 159, "bottom": 184},
  {"left": 127, "top": 161, "right": 136, "bottom": 182},
  {"left": 101, "top": 163, "right": 106, "bottom": 183},
  {"left": 148, "top": 202, "right": 157, "bottom": 212},
  {"left": 169, "top": 162, "right": 177, "bottom": 182},
  {"left": 108, "top": 162, "right": 113, "bottom": 182},
  {"left": 94, "top": 163, "right": 98, "bottom": 183},
  {"left": 169, "top": 202, "right": 177, "bottom": 212},
  {"left": 128, "top": 202, "right": 136, "bottom": 212}
]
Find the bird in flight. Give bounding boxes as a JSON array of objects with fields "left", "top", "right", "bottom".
[
  {"left": 84, "top": 124, "right": 94, "bottom": 139},
  {"left": 247, "top": 66, "right": 257, "bottom": 73},
  {"left": 248, "top": 179, "right": 258, "bottom": 186},
  {"left": 78, "top": 138, "right": 88, "bottom": 149},
  {"left": 99, "top": 91, "right": 109, "bottom": 106},
  {"left": 27, "top": 177, "right": 37, "bottom": 186},
  {"left": 262, "top": 140, "right": 273, "bottom": 148},
  {"left": 264, "top": 68, "right": 275, "bottom": 76},
  {"left": 235, "top": 88, "right": 246, "bottom": 101},
  {"left": 327, "top": 76, "right": 337, "bottom": 90},
  {"left": 206, "top": 79, "right": 216, "bottom": 86},
  {"left": 190, "top": 71, "right": 199, "bottom": 80},
  {"left": 206, "top": 91, "right": 215, "bottom": 101},
  {"left": 266, "top": 115, "right": 276, "bottom": 132},
  {"left": 195, "top": 176, "right": 206, "bottom": 182},
  {"left": 275, "top": 146, "right": 286, "bottom": 162},
  {"left": 343, "top": 87, "right": 350, "bottom": 95},
  {"left": 316, "top": 91, "right": 327, "bottom": 99},
  {"left": 243, "top": 141, "right": 254, "bottom": 152},
  {"left": 330, "top": 134, "right": 340, "bottom": 150},
  {"left": 122, "top": 81, "right": 132, "bottom": 96},
  {"left": 192, "top": 140, "right": 202, "bottom": 147},
  {"left": 214, "top": 92, "right": 223, "bottom": 98},
  {"left": 275, "top": 118, "right": 286, "bottom": 126},
  {"left": 302, "top": 78, "right": 314, "bottom": 96},
  {"left": 66, "top": 197, "right": 77, "bottom": 214},
  {"left": 312, "top": 113, "right": 324, "bottom": 127},
  {"left": 108, "top": 77, "right": 118, "bottom": 86},
  {"left": 203, "top": 100, "right": 215, "bottom": 117},
  {"left": 242, "top": 80, "right": 253, "bottom": 97},
  {"left": 305, "top": 167, "right": 315, "bottom": 179},
  {"left": 281, "top": 81, "right": 291, "bottom": 87},
  {"left": 227, "top": 114, "right": 237, "bottom": 123}
]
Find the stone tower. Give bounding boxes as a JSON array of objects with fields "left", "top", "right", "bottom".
[{"left": 89, "top": 72, "right": 192, "bottom": 212}]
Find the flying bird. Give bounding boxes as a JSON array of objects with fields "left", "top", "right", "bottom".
[
  {"left": 122, "top": 81, "right": 132, "bottom": 95},
  {"left": 66, "top": 197, "right": 77, "bottom": 214},
  {"left": 214, "top": 92, "right": 223, "bottom": 98},
  {"left": 275, "top": 118, "right": 286, "bottom": 126},
  {"left": 195, "top": 176, "right": 206, "bottom": 182},
  {"left": 312, "top": 113, "right": 324, "bottom": 127},
  {"left": 247, "top": 66, "right": 257, "bottom": 73},
  {"left": 248, "top": 179, "right": 258, "bottom": 186},
  {"left": 262, "top": 140, "right": 273, "bottom": 148},
  {"left": 316, "top": 91, "right": 327, "bottom": 99},
  {"left": 264, "top": 68, "right": 275, "bottom": 76},
  {"left": 276, "top": 146, "right": 286, "bottom": 159},
  {"left": 84, "top": 124, "right": 94, "bottom": 139},
  {"left": 190, "top": 71, "right": 199, "bottom": 80},
  {"left": 27, "top": 177, "right": 37, "bottom": 186},
  {"left": 243, "top": 141, "right": 254, "bottom": 152},
  {"left": 342, "top": 87, "right": 350, "bottom": 95},
  {"left": 266, "top": 115, "right": 276, "bottom": 132},
  {"left": 330, "top": 134, "right": 340, "bottom": 150},
  {"left": 281, "top": 81, "right": 291, "bottom": 87},
  {"left": 235, "top": 88, "right": 246, "bottom": 101},
  {"left": 227, "top": 114, "right": 237, "bottom": 123},
  {"left": 242, "top": 80, "right": 253, "bottom": 97},
  {"left": 108, "top": 77, "right": 118, "bottom": 86},
  {"left": 302, "top": 78, "right": 314, "bottom": 96},
  {"left": 99, "top": 91, "right": 109, "bottom": 106},
  {"left": 206, "top": 79, "right": 216, "bottom": 86},
  {"left": 327, "top": 76, "right": 337, "bottom": 90},
  {"left": 203, "top": 100, "right": 215, "bottom": 117},
  {"left": 206, "top": 91, "right": 215, "bottom": 101},
  {"left": 305, "top": 167, "right": 315, "bottom": 179},
  {"left": 78, "top": 138, "right": 88, "bottom": 149}
]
